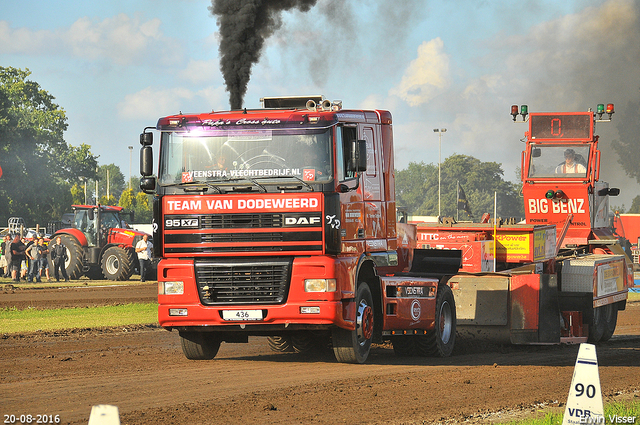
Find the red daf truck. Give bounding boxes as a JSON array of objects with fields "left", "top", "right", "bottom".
[
  {"left": 414, "top": 105, "right": 632, "bottom": 344},
  {"left": 139, "top": 96, "right": 460, "bottom": 363}
]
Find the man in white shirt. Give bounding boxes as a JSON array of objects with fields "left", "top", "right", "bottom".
[
  {"left": 135, "top": 234, "right": 153, "bottom": 282},
  {"left": 555, "top": 148, "right": 586, "bottom": 174}
]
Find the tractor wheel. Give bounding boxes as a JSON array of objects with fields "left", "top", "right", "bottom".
[
  {"left": 331, "top": 282, "right": 374, "bottom": 364},
  {"left": 49, "top": 234, "right": 84, "bottom": 280},
  {"left": 101, "top": 246, "right": 135, "bottom": 281},
  {"left": 85, "top": 266, "right": 104, "bottom": 280},
  {"left": 600, "top": 303, "right": 618, "bottom": 342},
  {"left": 417, "top": 285, "right": 456, "bottom": 357},
  {"left": 179, "top": 331, "right": 221, "bottom": 360},
  {"left": 267, "top": 336, "right": 295, "bottom": 353}
]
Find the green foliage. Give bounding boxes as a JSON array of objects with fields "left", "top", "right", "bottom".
[
  {"left": 0, "top": 66, "right": 98, "bottom": 227},
  {"left": 628, "top": 196, "right": 640, "bottom": 214},
  {"left": 135, "top": 191, "right": 152, "bottom": 223},
  {"left": 611, "top": 98, "right": 640, "bottom": 183},
  {"left": 395, "top": 155, "right": 524, "bottom": 220},
  {"left": 70, "top": 183, "right": 84, "bottom": 205},
  {"left": 119, "top": 188, "right": 135, "bottom": 211}
]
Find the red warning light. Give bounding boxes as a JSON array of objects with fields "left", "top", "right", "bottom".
[{"left": 606, "top": 103, "right": 614, "bottom": 114}]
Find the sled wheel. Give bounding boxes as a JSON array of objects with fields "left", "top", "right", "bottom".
[{"left": 267, "top": 336, "right": 294, "bottom": 353}]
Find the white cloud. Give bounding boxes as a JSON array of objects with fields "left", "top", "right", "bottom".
[
  {"left": 389, "top": 38, "right": 451, "bottom": 107},
  {"left": 178, "top": 59, "right": 220, "bottom": 85},
  {"left": 117, "top": 85, "right": 228, "bottom": 121},
  {"left": 0, "top": 14, "right": 179, "bottom": 65},
  {"left": 118, "top": 87, "right": 195, "bottom": 121}
]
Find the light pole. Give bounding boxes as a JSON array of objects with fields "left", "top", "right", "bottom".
[
  {"left": 128, "top": 146, "right": 134, "bottom": 191},
  {"left": 433, "top": 128, "right": 447, "bottom": 217}
]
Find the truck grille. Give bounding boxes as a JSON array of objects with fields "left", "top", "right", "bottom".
[
  {"left": 194, "top": 258, "right": 292, "bottom": 305},
  {"left": 164, "top": 212, "right": 323, "bottom": 255},
  {"left": 202, "top": 213, "right": 283, "bottom": 229}
]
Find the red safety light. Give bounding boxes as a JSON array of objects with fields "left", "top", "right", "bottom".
[
  {"left": 606, "top": 103, "right": 614, "bottom": 114},
  {"left": 511, "top": 105, "right": 519, "bottom": 121}
]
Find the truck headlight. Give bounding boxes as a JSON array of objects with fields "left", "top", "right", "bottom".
[
  {"left": 304, "top": 278, "right": 336, "bottom": 292},
  {"left": 159, "top": 281, "right": 184, "bottom": 295}
]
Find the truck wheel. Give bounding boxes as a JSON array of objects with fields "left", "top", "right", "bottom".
[
  {"left": 179, "top": 331, "right": 221, "bottom": 360},
  {"left": 418, "top": 285, "right": 456, "bottom": 357},
  {"left": 588, "top": 305, "right": 607, "bottom": 343},
  {"left": 50, "top": 234, "right": 84, "bottom": 280},
  {"left": 391, "top": 336, "right": 418, "bottom": 356},
  {"left": 101, "top": 246, "right": 135, "bottom": 281},
  {"left": 291, "top": 332, "right": 316, "bottom": 353},
  {"left": 600, "top": 303, "right": 618, "bottom": 342},
  {"left": 331, "top": 283, "right": 374, "bottom": 364},
  {"left": 267, "top": 336, "right": 295, "bottom": 353}
]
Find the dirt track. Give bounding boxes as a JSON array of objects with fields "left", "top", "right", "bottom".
[{"left": 1, "top": 283, "right": 639, "bottom": 425}]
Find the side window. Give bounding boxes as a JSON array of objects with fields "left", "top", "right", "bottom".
[{"left": 337, "top": 126, "right": 358, "bottom": 181}]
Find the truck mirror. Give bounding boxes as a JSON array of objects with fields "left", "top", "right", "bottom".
[
  {"left": 88, "top": 209, "right": 94, "bottom": 221},
  {"left": 609, "top": 188, "right": 620, "bottom": 196},
  {"left": 140, "top": 132, "right": 153, "bottom": 146},
  {"left": 140, "top": 177, "right": 156, "bottom": 194},
  {"left": 141, "top": 146, "right": 153, "bottom": 177},
  {"left": 348, "top": 139, "right": 367, "bottom": 173},
  {"left": 532, "top": 147, "right": 541, "bottom": 158}
]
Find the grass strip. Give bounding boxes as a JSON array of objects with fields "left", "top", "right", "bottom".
[
  {"left": 0, "top": 302, "right": 158, "bottom": 334},
  {"left": 496, "top": 400, "right": 640, "bottom": 424}
]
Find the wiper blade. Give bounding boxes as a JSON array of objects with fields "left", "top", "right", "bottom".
[
  {"left": 269, "top": 175, "right": 314, "bottom": 191},
  {"left": 166, "top": 180, "right": 223, "bottom": 193}
]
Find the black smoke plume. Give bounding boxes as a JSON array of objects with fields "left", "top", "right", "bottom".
[{"left": 210, "top": 0, "right": 317, "bottom": 110}]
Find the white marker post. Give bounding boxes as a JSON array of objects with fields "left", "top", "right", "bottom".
[
  {"left": 562, "top": 343, "right": 604, "bottom": 425},
  {"left": 88, "top": 405, "right": 120, "bottom": 425}
]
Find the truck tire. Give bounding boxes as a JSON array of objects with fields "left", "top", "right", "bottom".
[
  {"left": 291, "top": 332, "right": 316, "bottom": 353},
  {"left": 600, "top": 303, "right": 618, "bottom": 342},
  {"left": 391, "top": 336, "right": 418, "bottom": 356},
  {"left": 417, "top": 285, "right": 456, "bottom": 357},
  {"left": 588, "top": 305, "right": 607, "bottom": 343},
  {"left": 331, "top": 282, "right": 374, "bottom": 364},
  {"left": 179, "top": 331, "right": 221, "bottom": 360},
  {"left": 101, "top": 246, "right": 135, "bottom": 281},
  {"left": 267, "top": 336, "right": 295, "bottom": 353},
  {"left": 49, "top": 234, "right": 84, "bottom": 280}
]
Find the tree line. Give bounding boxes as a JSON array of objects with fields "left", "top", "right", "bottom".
[
  {"left": 394, "top": 155, "right": 524, "bottom": 221},
  {"left": 0, "top": 67, "right": 151, "bottom": 229}
]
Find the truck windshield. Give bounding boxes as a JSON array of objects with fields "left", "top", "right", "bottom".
[
  {"left": 528, "top": 145, "right": 590, "bottom": 178},
  {"left": 158, "top": 128, "right": 333, "bottom": 185}
]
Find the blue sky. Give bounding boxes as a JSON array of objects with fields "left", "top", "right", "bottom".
[{"left": 2, "top": 0, "right": 640, "bottom": 206}]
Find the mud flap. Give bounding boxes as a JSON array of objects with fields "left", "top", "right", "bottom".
[{"left": 510, "top": 273, "right": 560, "bottom": 344}]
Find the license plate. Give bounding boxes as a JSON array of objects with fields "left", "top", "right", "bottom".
[{"left": 221, "top": 310, "right": 263, "bottom": 321}]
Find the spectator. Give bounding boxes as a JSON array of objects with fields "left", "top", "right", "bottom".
[
  {"left": 0, "top": 234, "right": 9, "bottom": 276},
  {"left": 50, "top": 236, "right": 69, "bottom": 282},
  {"left": 10, "top": 235, "right": 26, "bottom": 282},
  {"left": 26, "top": 238, "right": 42, "bottom": 283},
  {"left": 38, "top": 238, "right": 51, "bottom": 282},
  {"left": 20, "top": 237, "right": 29, "bottom": 280},
  {"left": 135, "top": 234, "right": 153, "bottom": 282},
  {"left": 2, "top": 234, "right": 12, "bottom": 278}
]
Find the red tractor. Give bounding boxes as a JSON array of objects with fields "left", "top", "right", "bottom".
[{"left": 49, "top": 205, "right": 149, "bottom": 280}]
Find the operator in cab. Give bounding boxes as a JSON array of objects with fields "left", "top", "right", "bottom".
[{"left": 555, "top": 148, "right": 586, "bottom": 174}]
